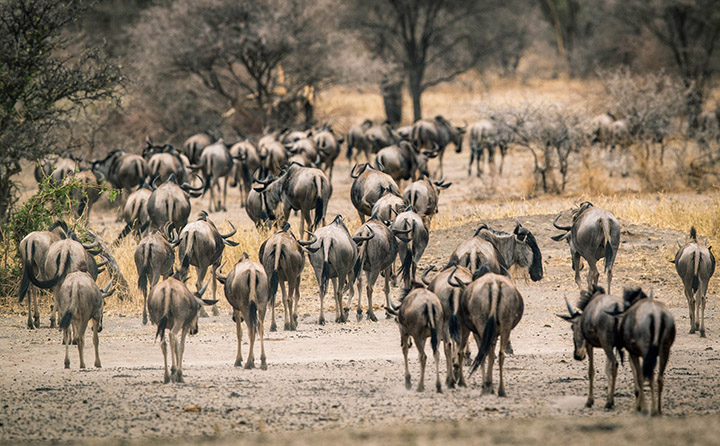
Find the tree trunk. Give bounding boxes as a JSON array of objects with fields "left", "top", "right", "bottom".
[
  {"left": 0, "top": 162, "right": 21, "bottom": 223},
  {"left": 408, "top": 70, "right": 423, "bottom": 122},
  {"left": 381, "top": 76, "right": 403, "bottom": 126}
]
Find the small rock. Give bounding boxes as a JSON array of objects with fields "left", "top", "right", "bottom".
[{"left": 183, "top": 405, "right": 202, "bottom": 413}]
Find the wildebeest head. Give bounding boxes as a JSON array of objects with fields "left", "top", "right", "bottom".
[
  {"left": 557, "top": 296, "right": 586, "bottom": 360},
  {"left": 513, "top": 220, "right": 543, "bottom": 281}
]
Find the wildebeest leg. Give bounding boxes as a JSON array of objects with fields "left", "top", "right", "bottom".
[
  {"left": 259, "top": 316, "right": 267, "bottom": 370},
  {"left": 657, "top": 344, "right": 671, "bottom": 416},
  {"left": 50, "top": 298, "right": 57, "bottom": 328},
  {"left": 211, "top": 265, "right": 220, "bottom": 316},
  {"left": 93, "top": 320, "right": 101, "bottom": 368},
  {"left": 32, "top": 288, "right": 40, "bottom": 328},
  {"left": 684, "top": 284, "right": 696, "bottom": 333},
  {"left": 483, "top": 340, "right": 496, "bottom": 395},
  {"left": 628, "top": 354, "right": 644, "bottom": 412},
  {"left": 161, "top": 337, "right": 170, "bottom": 383},
  {"left": 498, "top": 145, "right": 507, "bottom": 175},
  {"left": 77, "top": 321, "right": 87, "bottom": 369},
  {"left": 573, "top": 253, "right": 583, "bottom": 291},
  {"left": 318, "top": 279, "right": 326, "bottom": 326},
  {"left": 456, "top": 328, "right": 470, "bottom": 387},
  {"left": 383, "top": 268, "right": 392, "bottom": 319},
  {"left": 169, "top": 331, "right": 178, "bottom": 381},
  {"left": 699, "top": 286, "right": 707, "bottom": 337},
  {"left": 351, "top": 271, "right": 363, "bottom": 321},
  {"left": 292, "top": 276, "right": 301, "bottom": 330},
  {"left": 401, "top": 330, "right": 411, "bottom": 389},
  {"left": 586, "top": 346, "right": 595, "bottom": 407},
  {"left": 604, "top": 347, "right": 617, "bottom": 409},
  {"left": 415, "top": 335, "right": 427, "bottom": 392},
  {"left": 27, "top": 287, "right": 35, "bottom": 329},
  {"left": 196, "top": 267, "right": 210, "bottom": 318},
  {"left": 649, "top": 368, "right": 657, "bottom": 417},
  {"left": 434, "top": 334, "right": 442, "bottom": 393},
  {"left": 278, "top": 281, "right": 288, "bottom": 331},
  {"left": 245, "top": 316, "right": 256, "bottom": 370},
  {"left": 234, "top": 310, "right": 243, "bottom": 367},
  {"left": 366, "top": 270, "right": 380, "bottom": 322},
  {"left": 222, "top": 175, "right": 229, "bottom": 211},
  {"left": 443, "top": 328, "right": 455, "bottom": 388},
  {"left": 497, "top": 330, "right": 510, "bottom": 397},
  {"left": 586, "top": 258, "right": 600, "bottom": 291},
  {"left": 175, "top": 329, "right": 187, "bottom": 383},
  {"left": 63, "top": 328, "right": 71, "bottom": 369}
]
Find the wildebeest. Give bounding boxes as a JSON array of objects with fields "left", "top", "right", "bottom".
[
  {"left": 117, "top": 180, "right": 153, "bottom": 241},
  {"left": 374, "top": 141, "right": 436, "bottom": 185},
  {"left": 177, "top": 212, "right": 238, "bottom": 316},
  {"left": 350, "top": 163, "right": 400, "bottom": 223},
  {"left": 557, "top": 285, "right": 623, "bottom": 409},
  {"left": 258, "top": 224, "right": 305, "bottom": 331},
  {"left": 258, "top": 139, "right": 288, "bottom": 177},
  {"left": 246, "top": 173, "right": 282, "bottom": 229},
  {"left": 91, "top": 150, "right": 148, "bottom": 193},
  {"left": 346, "top": 119, "right": 373, "bottom": 162},
  {"left": 552, "top": 202, "right": 620, "bottom": 293},
  {"left": 402, "top": 176, "right": 450, "bottom": 228},
  {"left": 229, "top": 139, "right": 261, "bottom": 203},
  {"left": 617, "top": 288, "right": 676, "bottom": 416},
  {"left": 135, "top": 225, "right": 178, "bottom": 325},
  {"left": 63, "top": 169, "right": 103, "bottom": 220},
  {"left": 286, "top": 137, "right": 318, "bottom": 167},
  {"left": 447, "top": 234, "right": 507, "bottom": 276},
  {"left": 412, "top": 115, "right": 465, "bottom": 178},
  {"left": 474, "top": 221, "right": 544, "bottom": 282},
  {"left": 182, "top": 131, "right": 216, "bottom": 164},
  {"left": 299, "top": 215, "right": 358, "bottom": 324},
  {"left": 672, "top": 227, "right": 715, "bottom": 337},
  {"left": 149, "top": 271, "right": 216, "bottom": 383},
  {"left": 386, "top": 283, "right": 444, "bottom": 392},
  {"left": 423, "top": 265, "right": 469, "bottom": 388},
  {"left": 146, "top": 173, "right": 204, "bottom": 232},
  {"left": 391, "top": 208, "right": 429, "bottom": 290},
  {"left": 347, "top": 216, "right": 397, "bottom": 321},
  {"left": 194, "top": 139, "right": 234, "bottom": 212},
  {"left": 468, "top": 118, "right": 510, "bottom": 177},
  {"left": 36, "top": 155, "right": 77, "bottom": 186},
  {"left": 18, "top": 220, "right": 70, "bottom": 328},
  {"left": 448, "top": 267, "right": 524, "bottom": 396},
  {"left": 371, "top": 188, "right": 406, "bottom": 223},
  {"left": 313, "top": 125, "right": 343, "bottom": 182},
  {"left": 216, "top": 253, "right": 269, "bottom": 369},
  {"left": 144, "top": 140, "right": 189, "bottom": 185},
  {"left": 56, "top": 272, "right": 112, "bottom": 369},
  {"left": 364, "top": 121, "right": 401, "bottom": 154}
]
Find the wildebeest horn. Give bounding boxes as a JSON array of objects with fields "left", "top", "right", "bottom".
[
  {"left": 421, "top": 265, "right": 435, "bottom": 286},
  {"left": 220, "top": 221, "right": 237, "bottom": 239},
  {"left": 151, "top": 175, "right": 161, "bottom": 189},
  {"left": 101, "top": 277, "right": 114, "bottom": 298},
  {"left": 297, "top": 231, "right": 318, "bottom": 246},
  {"left": 352, "top": 226, "right": 375, "bottom": 244},
  {"left": 196, "top": 278, "right": 211, "bottom": 298},
  {"left": 565, "top": 297, "right": 579, "bottom": 318},
  {"left": 182, "top": 173, "right": 205, "bottom": 192},
  {"left": 350, "top": 163, "right": 369, "bottom": 178},
  {"left": 552, "top": 213, "right": 572, "bottom": 231},
  {"left": 96, "top": 258, "right": 109, "bottom": 268},
  {"left": 214, "top": 263, "right": 228, "bottom": 284},
  {"left": 447, "top": 266, "right": 469, "bottom": 288}
]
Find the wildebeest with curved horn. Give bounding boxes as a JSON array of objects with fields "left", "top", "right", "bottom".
[
  {"left": 448, "top": 266, "right": 523, "bottom": 396},
  {"left": 135, "top": 224, "right": 178, "bottom": 325},
  {"left": 374, "top": 141, "right": 436, "bottom": 185},
  {"left": 149, "top": 271, "right": 215, "bottom": 383},
  {"left": 18, "top": 220, "right": 70, "bottom": 328},
  {"left": 299, "top": 215, "right": 358, "bottom": 325},
  {"left": 246, "top": 173, "right": 282, "bottom": 229},
  {"left": 557, "top": 285, "right": 623, "bottom": 409},
  {"left": 552, "top": 202, "right": 620, "bottom": 293},
  {"left": 258, "top": 224, "right": 305, "bottom": 331},
  {"left": 56, "top": 272, "right": 113, "bottom": 369},
  {"left": 473, "top": 220, "right": 544, "bottom": 282},
  {"left": 216, "top": 253, "right": 270, "bottom": 369},
  {"left": 617, "top": 287, "right": 675, "bottom": 416},
  {"left": 177, "top": 211, "right": 238, "bottom": 316},
  {"left": 146, "top": 173, "right": 205, "bottom": 232},
  {"left": 402, "top": 176, "right": 451, "bottom": 228},
  {"left": 412, "top": 115, "right": 465, "bottom": 178},
  {"left": 391, "top": 207, "right": 429, "bottom": 290},
  {"left": 672, "top": 227, "right": 715, "bottom": 337},
  {"left": 346, "top": 216, "right": 397, "bottom": 322},
  {"left": 386, "top": 282, "right": 444, "bottom": 393},
  {"left": 350, "top": 163, "right": 400, "bottom": 223}
]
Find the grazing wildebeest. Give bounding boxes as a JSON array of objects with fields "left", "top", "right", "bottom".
[
  {"left": 117, "top": 180, "right": 153, "bottom": 241},
  {"left": 412, "top": 115, "right": 465, "bottom": 178},
  {"left": 18, "top": 220, "right": 69, "bottom": 328},
  {"left": 474, "top": 220, "right": 544, "bottom": 282},
  {"left": 149, "top": 271, "right": 215, "bottom": 383},
  {"left": 448, "top": 266, "right": 523, "bottom": 396},
  {"left": 371, "top": 188, "right": 406, "bottom": 223},
  {"left": 258, "top": 224, "right": 305, "bottom": 331},
  {"left": 135, "top": 225, "right": 178, "bottom": 325},
  {"left": 350, "top": 163, "right": 400, "bottom": 223},
  {"left": 183, "top": 131, "right": 215, "bottom": 164},
  {"left": 617, "top": 288, "right": 676, "bottom": 416},
  {"left": 346, "top": 119, "right": 373, "bottom": 162},
  {"left": 447, "top": 235, "right": 507, "bottom": 276},
  {"left": 346, "top": 217, "right": 397, "bottom": 322},
  {"left": 557, "top": 285, "right": 624, "bottom": 409},
  {"left": 552, "top": 202, "right": 621, "bottom": 293},
  {"left": 386, "top": 283, "right": 444, "bottom": 392},
  {"left": 402, "top": 176, "right": 450, "bottom": 228},
  {"left": 194, "top": 139, "right": 234, "bottom": 212},
  {"left": 299, "top": 215, "right": 358, "bottom": 324},
  {"left": 364, "top": 121, "right": 401, "bottom": 155},
  {"left": 216, "top": 253, "right": 269, "bottom": 369},
  {"left": 423, "top": 264, "right": 469, "bottom": 388},
  {"left": 56, "top": 272, "right": 113, "bottom": 369},
  {"left": 374, "top": 141, "right": 436, "bottom": 185},
  {"left": 177, "top": 212, "right": 238, "bottom": 316},
  {"left": 229, "top": 139, "right": 261, "bottom": 203},
  {"left": 313, "top": 125, "right": 343, "bottom": 182},
  {"left": 391, "top": 208, "right": 429, "bottom": 290},
  {"left": 146, "top": 173, "right": 204, "bottom": 232},
  {"left": 91, "top": 150, "right": 148, "bottom": 193},
  {"left": 672, "top": 227, "right": 715, "bottom": 337}
]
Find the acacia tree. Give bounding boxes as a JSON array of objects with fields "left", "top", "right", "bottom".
[
  {"left": 349, "top": 0, "right": 521, "bottom": 122},
  {"left": 0, "top": 0, "right": 121, "bottom": 221},
  {"left": 134, "top": 0, "right": 335, "bottom": 132}
]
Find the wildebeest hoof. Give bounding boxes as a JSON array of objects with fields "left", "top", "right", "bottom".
[
  {"left": 385, "top": 311, "right": 392, "bottom": 319},
  {"left": 64, "top": 359, "right": 70, "bottom": 369},
  {"left": 318, "top": 317, "right": 326, "bottom": 325},
  {"left": 284, "top": 322, "right": 291, "bottom": 331},
  {"left": 367, "top": 311, "right": 378, "bottom": 322},
  {"left": 72, "top": 338, "right": 79, "bottom": 345},
  {"left": 164, "top": 374, "right": 170, "bottom": 384},
  {"left": 245, "top": 361, "right": 255, "bottom": 370},
  {"left": 585, "top": 399, "right": 594, "bottom": 408},
  {"left": 498, "top": 388, "right": 506, "bottom": 397},
  {"left": 356, "top": 309, "right": 363, "bottom": 322},
  {"left": 416, "top": 383, "right": 424, "bottom": 392},
  {"left": 175, "top": 373, "right": 184, "bottom": 383},
  {"left": 95, "top": 360, "right": 102, "bottom": 368},
  {"left": 605, "top": 401, "right": 614, "bottom": 410},
  {"left": 689, "top": 328, "right": 696, "bottom": 334},
  {"left": 405, "top": 376, "right": 411, "bottom": 389},
  {"left": 270, "top": 322, "right": 277, "bottom": 332},
  {"left": 27, "top": 319, "right": 35, "bottom": 329},
  {"left": 446, "top": 380, "right": 455, "bottom": 389},
  {"left": 142, "top": 314, "right": 148, "bottom": 325},
  {"left": 50, "top": 320, "right": 56, "bottom": 329},
  {"left": 234, "top": 359, "right": 243, "bottom": 367},
  {"left": 482, "top": 384, "right": 494, "bottom": 395},
  {"left": 261, "top": 359, "right": 267, "bottom": 370},
  {"left": 701, "top": 330, "right": 706, "bottom": 338}
]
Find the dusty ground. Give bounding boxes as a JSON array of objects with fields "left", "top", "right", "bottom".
[{"left": 2, "top": 140, "right": 719, "bottom": 444}]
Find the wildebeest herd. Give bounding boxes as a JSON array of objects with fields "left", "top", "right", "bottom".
[{"left": 18, "top": 118, "right": 716, "bottom": 417}]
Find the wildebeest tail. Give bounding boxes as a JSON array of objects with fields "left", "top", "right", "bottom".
[
  {"left": 241, "top": 162, "right": 251, "bottom": 192},
  {"left": 269, "top": 242, "right": 281, "bottom": 308},
  {"left": 248, "top": 270, "right": 260, "bottom": 335},
  {"left": 59, "top": 310, "right": 73, "bottom": 330},
  {"left": 313, "top": 176, "right": 324, "bottom": 230},
  {"left": 692, "top": 250, "right": 700, "bottom": 293},
  {"left": 425, "top": 303, "right": 438, "bottom": 356},
  {"left": 400, "top": 246, "right": 413, "bottom": 286},
  {"left": 602, "top": 217, "right": 615, "bottom": 273},
  {"left": 155, "top": 286, "right": 171, "bottom": 341},
  {"left": 643, "top": 313, "right": 661, "bottom": 380},
  {"left": 448, "top": 288, "right": 461, "bottom": 344},
  {"left": 471, "top": 282, "right": 500, "bottom": 375},
  {"left": 29, "top": 249, "right": 70, "bottom": 290},
  {"left": 346, "top": 134, "right": 354, "bottom": 160},
  {"left": 181, "top": 231, "right": 194, "bottom": 271},
  {"left": 18, "top": 239, "right": 36, "bottom": 302},
  {"left": 138, "top": 244, "right": 150, "bottom": 296},
  {"left": 320, "top": 239, "right": 332, "bottom": 297}
]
